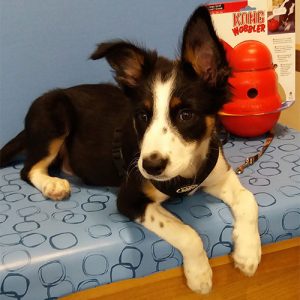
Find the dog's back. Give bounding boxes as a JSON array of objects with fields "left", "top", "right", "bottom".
[{"left": 0, "top": 83, "right": 137, "bottom": 192}]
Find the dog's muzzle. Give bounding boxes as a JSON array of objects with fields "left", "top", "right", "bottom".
[{"left": 151, "top": 137, "right": 220, "bottom": 197}]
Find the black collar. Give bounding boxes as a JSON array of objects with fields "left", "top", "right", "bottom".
[{"left": 151, "top": 137, "right": 220, "bottom": 197}]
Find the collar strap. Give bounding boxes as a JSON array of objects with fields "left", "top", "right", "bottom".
[
  {"left": 112, "top": 128, "right": 126, "bottom": 177},
  {"left": 151, "top": 137, "right": 220, "bottom": 197}
]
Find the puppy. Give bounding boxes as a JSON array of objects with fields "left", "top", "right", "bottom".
[
  {"left": 0, "top": 6, "right": 261, "bottom": 294},
  {"left": 279, "top": 0, "right": 295, "bottom": 31}
]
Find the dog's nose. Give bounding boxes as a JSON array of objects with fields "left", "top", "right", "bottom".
[{"left": 142, "top": 152, "right": 168, "bottom": 176}]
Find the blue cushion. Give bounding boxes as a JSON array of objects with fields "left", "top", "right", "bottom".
[{"left": 0, "top": 125, "right": 299, "bottom": 299}]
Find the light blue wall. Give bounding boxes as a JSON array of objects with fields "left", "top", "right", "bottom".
[{"left": 0, "top": 0, "right": 237, "bottom": 147}]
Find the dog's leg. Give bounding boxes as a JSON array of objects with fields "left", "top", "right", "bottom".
[
  {"left": 118, "top": 178, "right": 212, "bottom": 294},
  {"left": 22, "top": 136, "right": 70, "bottom": 201},
  {"left": 20, "top": 90, "right": 74, "bottom": 200},
  {"left": 204, "top": 165, "right": 261, "bottom": 276},
  {"left": 137, "top": 202, "right": 212, "bottom": 294}
]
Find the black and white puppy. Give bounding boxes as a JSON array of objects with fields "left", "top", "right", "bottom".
[
  {"left": 280, "top": 0, "right": 295, "bottom": 31},
  {"left": 0, "top": 6, "right": 261, "bottom": 293}
]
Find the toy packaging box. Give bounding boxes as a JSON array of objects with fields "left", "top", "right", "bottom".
[{"left": 207, "top": 0, "right": 296, "bottom": 111}]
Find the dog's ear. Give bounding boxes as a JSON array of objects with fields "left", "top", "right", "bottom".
[
  {"left": 181, "top": 6, "right": 230, "bottom": 86},
  {"left": 90, "top": 40, "right": 157, "bottom": 87}
]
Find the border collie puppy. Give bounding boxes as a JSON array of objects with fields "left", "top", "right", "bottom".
[
  {"left": 0, "top": 6, "right": 261, "bottom": 293},
  {"left": 279, "top": 0, "right": 295, "bottom": 32}
]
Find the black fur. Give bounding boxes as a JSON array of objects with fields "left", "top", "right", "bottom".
[
  {"left": 0, "top": 130, "right": 26, "bottom": 167},
  {"left": 0, "top": 6, "right": 231, "bottom": 222},
  {"left": 117, "top": 174, "right": 151, "bottom": 221},
  {"left": 1, "top": 84, "right": 138, "bottom": 186},
  {"left": 181, "top": 5, "right": 231, "bottom": 86}
]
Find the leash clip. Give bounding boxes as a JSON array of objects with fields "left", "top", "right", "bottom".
[
  {"left": 235, "top": 156, "right": 256, "bottom": 175},
  {"left": 235, "top": 129, "right": 274, "bottom": 175}
]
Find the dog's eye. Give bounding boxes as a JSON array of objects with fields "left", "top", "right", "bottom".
[
  {"left": 136, "top": 112, "right": 149, "bottom": 123},
  {"left": 178, "top": 110, "right": 195, "bottom": 121}
]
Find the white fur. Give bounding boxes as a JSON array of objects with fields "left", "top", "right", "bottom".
[
  {"left": 139, "top": 151, "right": 261, "bottom": 294},
  {"left": 30, "top": 171, "right": 70, "bottom": 201},
  {"left": 137, "top": 203, "right": 212, "bottom": 294},
  {"left": 28, "top": 138, "right": 71, "bottom": 201},
  {"left": 138, "top": 75, "right": 210, "bottom": 181},
  {"left": 203, "top": 153, "right": 261, "bottom": 276}
]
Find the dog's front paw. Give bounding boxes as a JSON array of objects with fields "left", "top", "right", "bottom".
[
  {"left": 232, "top": 229, "right": 261, "bottom": 276},
  {"left": 184, "top": 262, "right": 212, "bottom": 294},
  {"left": 42, "top": 178, "right": 71, "bottom": 201}
]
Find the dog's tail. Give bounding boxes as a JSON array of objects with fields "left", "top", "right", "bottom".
[{"left": 0, "top": 130, "right": 26, "bottom": 167}]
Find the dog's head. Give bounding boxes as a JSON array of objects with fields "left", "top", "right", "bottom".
[{"left": 91, "top": 6, "right": 231, "bottom": 181}]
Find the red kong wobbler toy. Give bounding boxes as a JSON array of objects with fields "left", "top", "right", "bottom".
[
  {"left": 268, "top": 17, "right": 280, "bottom": 32},
  {"left": 220, "top": 40, "right": 282, "bottom": 137}
]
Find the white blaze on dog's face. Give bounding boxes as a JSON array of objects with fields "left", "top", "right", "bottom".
[{"left": 137, "top": 73, "right": 211, "bottom": 181}]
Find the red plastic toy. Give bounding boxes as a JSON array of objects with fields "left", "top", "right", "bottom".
[
  {"left": 219, "top": 40, "right": 282, "bottom": 137},
  {"left": 268, "top": 17, "right": 280, "bottom": 33}
]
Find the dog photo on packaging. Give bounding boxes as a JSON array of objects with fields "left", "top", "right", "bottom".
[{"left": 0, "top": 6, "right": 261, "bottom": 294}]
